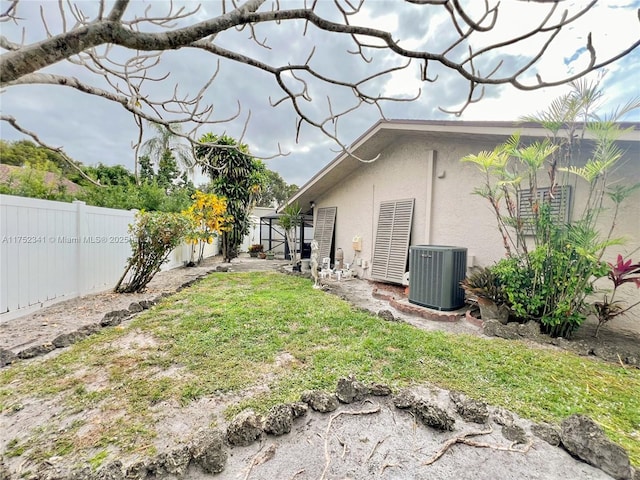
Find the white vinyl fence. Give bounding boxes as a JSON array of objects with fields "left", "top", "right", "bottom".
[{"left": 0, "top": 195, "right": 218, "bottom": 321}]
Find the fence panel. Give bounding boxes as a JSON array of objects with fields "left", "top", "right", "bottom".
[{"left": 0, "top": 195, "right": 219, "bottom": 322}]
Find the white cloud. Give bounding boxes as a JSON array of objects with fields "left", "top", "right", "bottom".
[{"left": 1, "top": 1, "right": 638, "bottom": 188}]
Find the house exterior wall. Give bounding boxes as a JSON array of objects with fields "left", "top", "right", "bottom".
[{"left": 313, "top": 134, "right": 640, "bottom": 286}]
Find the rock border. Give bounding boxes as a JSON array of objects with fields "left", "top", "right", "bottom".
[
  {"left": 3, "top": 374, "right": 635, "bottom": 480},
  {"left": 482, "top": 319, "right": 639, "bottom": 368},
  {"left": 0, "top": 267, "right": 228, "bottom": 368}
]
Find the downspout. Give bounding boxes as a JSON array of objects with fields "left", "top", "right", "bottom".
[{"left": 424, "top": 150, "right": 436, "bottom": 244}]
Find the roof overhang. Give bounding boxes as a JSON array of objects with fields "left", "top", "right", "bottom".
[{"left": 281, "top": 119, "right": 640, "bottom": 214}]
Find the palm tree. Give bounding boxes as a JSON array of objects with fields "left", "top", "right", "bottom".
[
  {"left": 139, "top": 123, "right": 195, "bottom": 182},
  {"left": 195, "top": 133, "right": 265, "bottom": 261}
]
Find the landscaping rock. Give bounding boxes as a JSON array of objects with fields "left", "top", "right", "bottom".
[
  {"left": 301, "top": 390, "right": 339, "bottom": 413},
  {"left": 138, "top": 300, "right": 155, "bottom": 310},
  {"left": 413, "top": 399, "right": 455, "bottom": 431},
  {"left": 561, "top": 414, "right": 632, "bottom": 480},
  {"left": 517, "top": 321, "right": 542, "bottom": 338},
  {"left": 0, "top": 348, "right": 17, "bottom": 367},
  {"left": 77, "top": 323, "right": 101, "bottom": 335},
  {"left": 368, "top": 383, "right": 392, "bottom": 396},
  {"left": 531, "top": 422, "right": 561, "bottom": 447},
  {"left": 393, "top": 389, "right": 415, "bottom": 409},
  {"left": 100, "top": 310, "right": 131, "bottom": 327},
  {"left": 226, "top": 409, "right": 264, "bottom": 446},
  {"left": 501, "top": 424, "right": 528, "bottom": 444},
  {"left": 490, "top": 407, "right": 515, "bottom": 427},
  {"left": 125, "top": 460, "right": 150, "bottom": 479},
  {"left": 449, "top": 391, "right": 489, "bottom": 424},
  {"left": 336, "top": 375, "right": 369, "bottom": 403},
  {"left": 290, "top": 402, "right": 309, "bottom": 419},
  {"left": 483, "top": 319, "right": 519, "bottom": 339},
  {"left": 128, "top": 302, "right": 144, "bottom": 313},
  {"left": 190, "top": 430, "right": 227, "bottom": 474},
  {"left": 18, "top": 343, "right": 55, "bottom": 359},
  {"left": 94, "top": 461, "right": 125, "bottom": 480},
  {"left": 52, "top": 330, "right": 88, "bottom": 348},
  {"left": 149, "top": 446, "right": 191, "bottom": 476},
  {"left": 264, "top": 404, "right": 294, "bottom": 436},
  {"left": 377, "top": 309, "right": 396, "bottom": 321}
]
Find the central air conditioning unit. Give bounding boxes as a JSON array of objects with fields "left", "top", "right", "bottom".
[{"left": 408, "top": 245, "right": 467, "bottom": 311}]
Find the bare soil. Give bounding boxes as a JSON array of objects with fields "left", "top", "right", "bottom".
[{"left": 1, "top": 256, "right": 638, "bottom": 479}]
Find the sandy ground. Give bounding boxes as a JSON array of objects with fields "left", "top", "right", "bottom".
[{"left": 1, "top": 255, "right": 637, "bottom": 479}]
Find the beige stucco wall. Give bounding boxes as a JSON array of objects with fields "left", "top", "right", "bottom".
[{"left": 314, "top": 133, "right": 640, "bottom": 286}]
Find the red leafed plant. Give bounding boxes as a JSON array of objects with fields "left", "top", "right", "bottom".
[{"left": 593, "top": 255, "right": 640, "bottom": 337}]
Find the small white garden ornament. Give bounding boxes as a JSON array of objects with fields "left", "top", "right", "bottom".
[{"left": 310, "top": 240, "right": 320, "bottom": 288}]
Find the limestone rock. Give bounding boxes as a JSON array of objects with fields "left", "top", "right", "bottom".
[
  {"left": 413, "top": 399, "right": 455, "bottom": 431},
  {"left": 226, "top": 410, "right": 264, "bottom": 446},
  {"left": 52, "top": 330, "right": 88, "bottom": 348},
  {"left": 190, "top": 429, "right": 227, "bottom": 474},
  {"left": 290, "top": 402, "right": 309, "bottom": 419},
  {"left": 491, "top": 407, "right": 514, "bottom": 427},
  {"left": 125, "top": 460, "right": 150, "bottom": 479},
  {"left": 138, "top": 300, "right": 155, "bottom": 310},
  {"left": 149, "top": 446, "right": 191, "bottom": 476},
  {"left": 128, "top": 302, "right": 144, "bottom": 313},
  {"left": 531, "top": 422, "right": 561, "bottom": 447},
  {"left": 368, "top": 383, "right": 392, "bottom": 397},
  {"left": 561, "top": 414, "right": 632, "bottom": 480},
  {"left": 377, "top": 309, "right": 395, "bottom": 321},
  {"left": 301, "top": 390, "right": 339, "bottom": 413},
  {"left": 101, "top": 310, "right": 131, "bottom": 327},
  {"left": 18, "top": 343, "right": 55, "bottom": 359},
  {"left": 449, "top": 391, "right": 489, "bottom": 424},
  {"left": 336, "top": 375, "right": 369, "bottom": 404},
  {"left": 94, "top": 461, "right": 125, "bottom": 480},
  {"left": 501, "top": 424, "right": 528, "bottom": 444},
  {"left": 77, "top": 323, "right": 101, "bottom": 336},
  {"left": 0, "top": 348, "right": 18, "bottom": 367},
  {"left": 393, "top": 389, "right": 416, "bottom": 409},
  {"left": 264, "top": 404, "right": 294, "bottom": 436}
]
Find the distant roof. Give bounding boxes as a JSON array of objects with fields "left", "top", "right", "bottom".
[
  {"left": 282, "top": 119, "right": 640, "bottom": 213},
  {"left": 0, "top": 164, "right": 83, "bottom": 195}
]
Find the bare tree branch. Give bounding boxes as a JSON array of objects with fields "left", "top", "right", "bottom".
[
  {"left": 0, "top": 0, "right": 637, "bottom": 171},
  {"left": 1, "top": 114, "right": 102, "bottom": 186}
]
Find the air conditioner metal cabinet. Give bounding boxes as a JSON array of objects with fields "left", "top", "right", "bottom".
[{"left": 408, "top": 245, "right": 467, "bottom": 311}]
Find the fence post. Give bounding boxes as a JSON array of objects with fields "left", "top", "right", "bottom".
[{"left": 74, "top": 200, "right": 87, "bottom": 297}]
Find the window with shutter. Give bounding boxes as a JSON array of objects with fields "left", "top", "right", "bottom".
[
  {"left": 518, "top": 185, "right": 571, "bottom": 233},
  {"left": 371, "top": 198, "right": 415, "bottom": 284},
  {"left": 313, "top": 206, "right": 337, "bottom": 261}
]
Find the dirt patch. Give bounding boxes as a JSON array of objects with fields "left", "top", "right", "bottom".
[{"left": 1, "top": 258, "right": 638, "bottom": 479}]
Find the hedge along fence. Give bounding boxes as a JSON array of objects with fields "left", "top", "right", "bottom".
[{"left": 0, "top": 194, "right": 218, "bottom": 321}]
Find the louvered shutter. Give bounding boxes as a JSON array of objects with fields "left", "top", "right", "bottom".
[
  {"left": 313, "top": 206, "right": 337, "bottom": 261},
  {"left": 371, "top": 199, "right": 414, "bottom": 284},
  {"left": 518, "top": 186, "right": 571, "bottom": 233}
]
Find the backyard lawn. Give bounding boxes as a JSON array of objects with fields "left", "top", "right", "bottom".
[{"left": 1, "top": 271, "right": 639, "bottom": 469}]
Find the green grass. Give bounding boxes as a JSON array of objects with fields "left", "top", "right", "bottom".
[{"left": 1, "top": 272, "right": 639, "bottom": 466}]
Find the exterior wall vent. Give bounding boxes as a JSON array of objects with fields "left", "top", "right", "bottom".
[{"left": 408, "top": 245, "right": 467, "bottom": 311}]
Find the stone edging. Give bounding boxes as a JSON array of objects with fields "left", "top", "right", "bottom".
[
  {"left": 482, "top": 319, "right": 640, "bottom": 368},
  {"left": 0, "top": 267, "right": 227, "bottom": 368},
  {"left": 4, "top": 375, "right": 636, "bottom": 480}
]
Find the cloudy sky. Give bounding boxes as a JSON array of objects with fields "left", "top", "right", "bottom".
[{"left": 1, "top": 0, "right": 639, "bottom": 187}]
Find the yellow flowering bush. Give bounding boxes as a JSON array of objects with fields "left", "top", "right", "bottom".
[{"left": 183, "top": 191, "right": 233, "bottom": 264}]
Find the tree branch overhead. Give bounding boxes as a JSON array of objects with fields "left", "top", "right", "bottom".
[{"left": 1, "top": 0, "right": 638, "bottom": 169}]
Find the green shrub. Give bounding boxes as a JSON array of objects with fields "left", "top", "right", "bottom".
[{"left": 114, "top": 211, "right": 194, "bottom": 293}]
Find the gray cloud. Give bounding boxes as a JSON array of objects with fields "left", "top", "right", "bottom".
[{"left": 1, "top": 1, "right": 638, "bottom": 188}]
